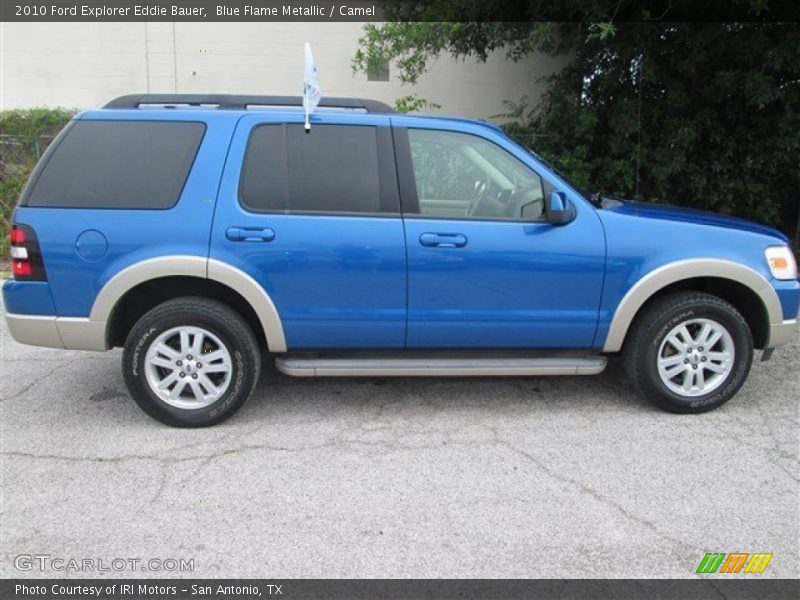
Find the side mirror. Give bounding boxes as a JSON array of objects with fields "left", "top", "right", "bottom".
[{"left": 546, "top": 190, "right": 576, "bottom": 225}]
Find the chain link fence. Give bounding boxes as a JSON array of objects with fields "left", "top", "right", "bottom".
[
  {"left": 0, "top": 133, "right": 57, "bottom": 165},
  {"left": 1, "top": 134, "right": 58, "bottom": 270}
]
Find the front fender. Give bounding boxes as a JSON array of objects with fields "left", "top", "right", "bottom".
[{"left": 602, "top": 258, "right": 782, "bottom": 352}]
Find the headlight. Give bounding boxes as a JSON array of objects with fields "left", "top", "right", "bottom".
[{"left": 765, "top": 246, "right": 798, "bottom": 280}]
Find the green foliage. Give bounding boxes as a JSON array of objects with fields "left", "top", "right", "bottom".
[
  {"left": 355, "top": 7, "right": 800, "bottom": 245},
  {"left": 394, "top": 94, "right": 442, "bottom": 113},
  {"left": 0, "top": 108, "right": 75, "bottom": 261},
  {"left": 0, "top": 170, "right": 29, "bottom": 261},
  {"left": 509, "top": 22, "right": 800, "bottom": 243},
  {"left": 352, "top": 21, "right": 565, "bottom": 85},
  {"left": 0, "top": 107, "right": 74, "bottom": 144}
]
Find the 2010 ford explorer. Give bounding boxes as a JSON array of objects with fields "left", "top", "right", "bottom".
[{"left": 3, "top": 94, "right": 798, "bottom": 426}]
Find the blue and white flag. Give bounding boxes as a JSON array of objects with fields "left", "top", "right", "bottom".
[{"left": 303, "top": 42, "right": 321, "bottom": 131}]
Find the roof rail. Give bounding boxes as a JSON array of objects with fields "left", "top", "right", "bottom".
[{"left": 104, "top": 94, "right": 394, "bottom": 113}]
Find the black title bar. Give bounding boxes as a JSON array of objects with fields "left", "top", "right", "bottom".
[
  {"left": 1, "top": 1, "right": 383, "bottom": 22},
  {"left": 2, "top": 0, "right": 800, "bottom": 22}
]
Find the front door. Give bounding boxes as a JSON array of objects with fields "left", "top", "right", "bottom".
[
  {"left": 395, "top": 123, "right": 606, "bottom": 348},
  {"left": 211, "top": 114, "right": 406, "bottom": 349}
]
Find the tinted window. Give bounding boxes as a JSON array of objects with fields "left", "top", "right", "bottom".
[
  {"left": 26, "top": 120, "right": 205, "bottom": 209},
  {"left": 408, "top": 128, "right": 544, "bottom": 221},
  {"left": 241, "top": 124, "right": 382, "bottom": 214},
  {"left": 239, "top": 125, "right": 285, "bottom": 211}
]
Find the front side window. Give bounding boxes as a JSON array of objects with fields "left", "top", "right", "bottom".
[
  {"left": 26, "top": 120, "right": 205, "bottom": 209},
  {"left": 240, "top": 124, "right": 383, "bottom": 214},
  {"left": 408, "top": 128, "right": 544, "bottom": 220}
]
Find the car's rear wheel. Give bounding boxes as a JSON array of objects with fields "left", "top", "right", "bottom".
[
  {"left": 122, "top": 297, "right": 261, "bottom": 427},
  {"left": 624, "top": 291, "right": 753, "bottom": 413}
]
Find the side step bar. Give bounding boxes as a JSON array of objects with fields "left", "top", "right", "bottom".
[{"left": 275, "top": 356, "right": 607, "bottom": 377}]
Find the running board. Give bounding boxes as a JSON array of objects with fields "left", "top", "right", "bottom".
[{"left": 274, "top": 355, "right": 607, "bottom": 377}]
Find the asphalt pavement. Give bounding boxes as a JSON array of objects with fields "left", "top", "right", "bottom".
[{"left": 1, "top": 289, "right": 798, "bottom": 578}]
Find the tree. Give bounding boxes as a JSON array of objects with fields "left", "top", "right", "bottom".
[
  {"left": 0, "top": 108, "right": 74, "bottom": 262},
  {"left": 353, "top": 3, "right": 800, "bottom": 245}
]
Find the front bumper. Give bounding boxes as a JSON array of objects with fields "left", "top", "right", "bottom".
[
  {"left": 767, "top": 277, "right": 799, "bottom": 349},
  {"left": 767, "top": 318, "right": 798, "bottom": 349},
  {"left": 4, "top": 313, "right": 108, "bottom": 351}
]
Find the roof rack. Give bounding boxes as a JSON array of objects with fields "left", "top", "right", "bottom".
[{"left": 104, "top": 94, "right": 394, "bottom": 113}]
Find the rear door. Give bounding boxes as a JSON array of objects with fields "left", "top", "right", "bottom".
[{"left": 210, "top": 113, "right": 406, "bottom": 349}]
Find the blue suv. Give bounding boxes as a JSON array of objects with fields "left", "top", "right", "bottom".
[{"left": 3, "top": 94, "right": 798, "bottom": 426}]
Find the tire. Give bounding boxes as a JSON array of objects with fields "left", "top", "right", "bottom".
[
  {"left": 122, "top": 297, "right": 261, "bottom": 427},
  {"left": 623, "top": 291, "right": 753, "bottom": 413}
]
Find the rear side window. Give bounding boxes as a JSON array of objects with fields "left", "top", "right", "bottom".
[
  {"left": 26, "top": 120, "right": 205, "bottom": 209},
  {"left": 240, "top": 124, "right": 386, "bottom": 214}
]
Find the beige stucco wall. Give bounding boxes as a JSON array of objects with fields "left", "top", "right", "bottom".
[{"left": 0, "top": 22, "right": 565, "bottom": 119}]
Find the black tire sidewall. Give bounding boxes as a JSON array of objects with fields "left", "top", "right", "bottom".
[
  {"left": 640, "top": 301, "right": 753, "bottom": 412},
  {"left": 123, "top": 303, "right": 258, "bottom": 427}
]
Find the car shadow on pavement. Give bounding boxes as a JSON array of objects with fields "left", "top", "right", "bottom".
[{"left": 234, "top": 355, "right": 651, "bottom": 422}]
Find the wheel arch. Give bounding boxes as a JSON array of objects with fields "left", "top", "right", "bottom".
[
  {"left": 603, "top": 259, "right": 781, "bottom": 352},
  {"left": 92, "top": 256, "right": 287, "bottom": 352}
]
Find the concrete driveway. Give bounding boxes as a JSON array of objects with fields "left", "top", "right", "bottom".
[{"left": 1, "top": 291, "right": 798, "bottom": 579}]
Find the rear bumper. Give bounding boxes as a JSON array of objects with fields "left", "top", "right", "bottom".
[
  {"left": 767, "top": 318, "right": 798, "bottom": 349},
  {"left": 4, "top": 313, "right": 108, "bottom": 351}
]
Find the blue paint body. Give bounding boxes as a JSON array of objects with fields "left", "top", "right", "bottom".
[
  {"left": 3, "top": 107, "right": 799, "bottom": 351},
  {"left": 593, "top": 205, "right": 795, "bottom": 345}
]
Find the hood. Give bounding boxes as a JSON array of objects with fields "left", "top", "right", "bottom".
[{"left": 601, "top": 198, "right": 789, "bottom": 243}]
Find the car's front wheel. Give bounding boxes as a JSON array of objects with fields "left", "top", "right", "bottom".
[
  {"left": 122, "top": 297, "right": 261, "bottom": 427},
  {"left": 624, "top": 291, "right": 753, "bottom": 413}
]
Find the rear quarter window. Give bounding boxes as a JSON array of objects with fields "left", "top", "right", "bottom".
[{"left": 25, "top": 120, "right": 205, "bottom": 209}]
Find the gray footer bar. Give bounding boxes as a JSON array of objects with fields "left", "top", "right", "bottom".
[{"left": 2, "top": 579, "right": 796, "bottom": 600}]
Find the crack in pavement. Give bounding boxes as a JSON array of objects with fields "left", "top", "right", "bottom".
[
  {"left": 490, "top": 436, "right": 699, "bottom": 558},
  {"left": 2, "top": 419, "right": 704, "bottom": 563},
  {"left": 0, "top": 357, "right": 88, "bottom": 403}
]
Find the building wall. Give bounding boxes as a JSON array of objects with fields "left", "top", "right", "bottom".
[{"left": 0, "top": 22, "right": 565, "bottom": 119}]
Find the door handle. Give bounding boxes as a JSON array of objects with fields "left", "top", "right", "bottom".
[
  {"left": 226, "top": 226, "right": 275, "bottom": 242},
  {"left": 419, "top": 232, "right": 468, "bottom": 248}
]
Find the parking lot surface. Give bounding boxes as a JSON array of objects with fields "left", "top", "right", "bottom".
[{"left": 1, "top": 291, "right": 798, "bottom": 578}]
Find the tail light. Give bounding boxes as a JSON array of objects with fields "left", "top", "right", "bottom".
[{"left": 9, "top": 224, "right": 47, "bottom": 281}]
